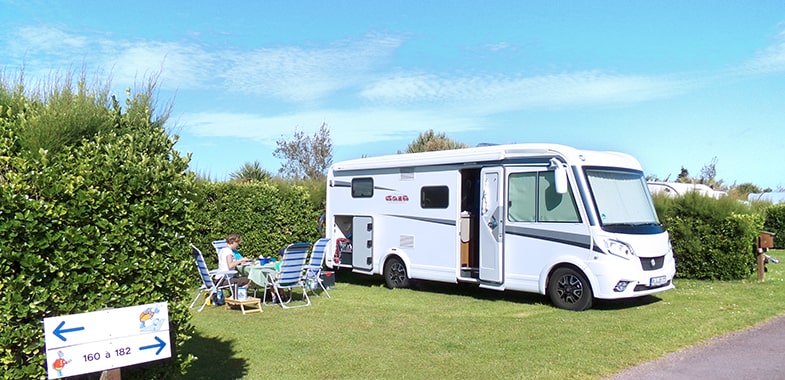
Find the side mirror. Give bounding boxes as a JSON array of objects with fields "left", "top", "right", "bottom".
[{"left": 550, "top": 158, "right": 568, "bottom": 194}]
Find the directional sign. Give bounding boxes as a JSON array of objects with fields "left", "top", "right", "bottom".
[
  {"left": 43, "top": 302, "right": 171, "bottom": 379},
  {"left": 52, "top": 320, "right": 85, "bottom": 341}
]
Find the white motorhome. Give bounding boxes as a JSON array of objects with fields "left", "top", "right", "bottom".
[{"left": 324, "top": 144, "right": 676, "bottom": 310}]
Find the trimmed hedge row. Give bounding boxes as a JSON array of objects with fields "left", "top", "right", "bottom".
[
  {"left": 654, "top": 193, "right": 762, "bottom": 280},
  {"left": 190, "top": 180, "right": 323, "bottom": 267},
  {"left": 763, "top": 204, "right": 785, "bottom": 249}
]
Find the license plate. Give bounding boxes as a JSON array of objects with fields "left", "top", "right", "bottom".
[{"left": 650, "top": 276, "right": 667, "bottom": 287}]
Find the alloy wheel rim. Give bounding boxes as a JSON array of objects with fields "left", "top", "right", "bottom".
[{"left": 556, "top": 274, "right": 583, "bottom": 304}]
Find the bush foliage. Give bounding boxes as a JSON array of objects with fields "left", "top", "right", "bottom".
[
  {"left": 0, "top": 78, "right": 197, "bottom": 379},
  {"left": 763, "top": 204, "right": 785, "bottom": 249},
  {"left": 654, "top": 193, "right": 762, "bottom": 280},
  {"left": 190, "top": 179, "right": 323, "bottom": 266}
]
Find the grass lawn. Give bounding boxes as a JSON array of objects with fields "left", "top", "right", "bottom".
[{"left": 183, "top": 250, "right": 785, "bottom": 379}]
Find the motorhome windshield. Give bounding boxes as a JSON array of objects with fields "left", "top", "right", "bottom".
[{"left": 585, "top": 168, "right": 662, "bottom": 234}]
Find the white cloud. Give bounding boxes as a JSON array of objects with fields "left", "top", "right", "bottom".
[
  {"left": 4, "top": 26, "right": 91, "bottom": 74},
  {"left": 3, "top": 26, "right": 405, "bottom": 103},
  {"left": 220, "top": 34, "right": 404, "bottom": 102},
  {"left": 3, "top": 25, "right": 214, "bottom": 91},
  {"left": 740, "top": 29, "right": 785, "bottom": 75},
  {"left": 12, "top": 25, "right": 89, "bottom": 51},
  {"left": 360, "top": 71, "right": 692, "bottom": 113},
  {"left": 182, "top": 108, "right": 482, "bottom": 147},
  {"left": 8, "top": 24, "right": 693, "bottom": 119},
  {"left": 105, "top": 41, "right": 217, "bottom": 90}
]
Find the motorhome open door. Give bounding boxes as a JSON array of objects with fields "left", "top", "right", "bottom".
[
  {"left": 352, "top": 216, "right": 373, "bottom": 270},
  {"left": 479, "top": 167, "right": 503, "bottom": 283}
]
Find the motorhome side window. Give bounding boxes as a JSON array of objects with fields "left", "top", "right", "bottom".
[
  {"left": 421, "top": 186, "right": 449, "bottom": 209},
  {"left": 351, "top": 178, "right": 374, "bottom": 198},
  {"left": 508, "top": 171, "right": 580, "bottom": 223}
]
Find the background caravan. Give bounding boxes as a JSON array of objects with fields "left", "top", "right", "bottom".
[{"left": 324, "top": 144, "right": 676, "bottom": 311}]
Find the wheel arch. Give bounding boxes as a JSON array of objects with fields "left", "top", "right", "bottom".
[
  {"left": 540, "top": 258, "right": 598, "bottom": 296},
  {"left": 378, "top": 248, "right": 411, "bottom": 277}
]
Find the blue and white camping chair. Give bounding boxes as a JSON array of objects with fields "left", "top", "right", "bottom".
[
  {"left": 189, "top": 244, "right": 236, "bottom": 311},
  {"left": 305, "top": 238, "right": 332, "bottom": 298},
  {"left": 266, "top": 241, "right": 312, "bottom": 309},
  {"left": 212, "top": 239, "right": 228, "bottom": 255}
]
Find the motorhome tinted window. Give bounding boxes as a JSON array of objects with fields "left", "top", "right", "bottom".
[
  {"left": 538, "top": 171, "right": 580, "bottom": 222},
  {"left": 352, "top": 178, "right": 374, "bottom": 198},
  {"left": 508, "top": 172, "right": 536, "bottom": 222},
  {"left": 421, "top": 186, "right": 449, "bottom": 208},
  {"left": 508, "top": 171, "right": 580, "bottom": 223}
]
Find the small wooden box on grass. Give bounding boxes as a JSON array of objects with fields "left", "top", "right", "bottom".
[{"left": 224, "top": 297, "right": 262, "bottom": 314}]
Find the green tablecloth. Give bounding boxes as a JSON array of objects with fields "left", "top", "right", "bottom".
[{"left": 237, "top": 262, "right": 278, "bottom": 288}]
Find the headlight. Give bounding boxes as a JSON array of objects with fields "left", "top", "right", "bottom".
[{"left": 603, "top": 238, "right": 635, "bottom": 259}]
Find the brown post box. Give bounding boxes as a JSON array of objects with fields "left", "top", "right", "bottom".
[
  {"left": 757, "top": 231, "right": 776, "bottom": 282},
  {"left": 758, "top": 231, "right": 775, "bottom": 250}
]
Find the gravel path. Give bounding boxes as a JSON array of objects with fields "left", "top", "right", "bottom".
[{"left": 605, "top": 314, "right": 785, "bottom": 380}]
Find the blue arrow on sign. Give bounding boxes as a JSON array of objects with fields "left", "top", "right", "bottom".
[
  {"left": 139, "top": 336, "right": 167, "bottom": 355},
  {"left": 53, "top": 320, "right": 85, "bottom": 342}
]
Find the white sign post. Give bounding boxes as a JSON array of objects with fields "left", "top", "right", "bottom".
[{"left": 43, "top": 302, "right": 171, "bottom": 379}]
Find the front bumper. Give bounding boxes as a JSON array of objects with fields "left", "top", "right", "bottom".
[{"left": 590, "top": 252, "right": 677, "bottom": 300}]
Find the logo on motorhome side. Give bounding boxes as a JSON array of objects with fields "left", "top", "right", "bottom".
[{"left": 385, "top": 194, "right": 410, "bottom": 202}]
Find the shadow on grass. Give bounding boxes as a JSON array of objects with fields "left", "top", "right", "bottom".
[
  {"left": 335, "top": 269, "right": 546, "bottom": 305},
  {"left": 178, "top": 333, "right": 248, "bottom": 380},
  {"left": 593, "top": 295, "right": 663, "bottom": 310},
  {"left": 334, "top": 269, "right": 664, "bottom": 310},
  {"left": 334, "top": 268, "right": 386, "bottom": 287}
]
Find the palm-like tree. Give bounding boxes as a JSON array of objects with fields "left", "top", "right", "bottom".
[{"left": 230, "top": 161, "right": 271, "bottom": 183}]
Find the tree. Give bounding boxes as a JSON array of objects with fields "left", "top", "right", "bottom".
[
  {"left": 676, "top": 167, "right": 691, "bottom": 183},
  {"left": 230, "top": 160, "right": 271, "bottom": 183},
  {"left": 273, "top": 122, "right": 332, "bottom": 180},
  {"left": 728, "top": 182, "right": 762, "bottom": 200},
  {"left": 699, "top": 157, "right": 724, "bottom": 189},
  {"left": 403, "top": 129, "right": 468, "bottom": 153}
]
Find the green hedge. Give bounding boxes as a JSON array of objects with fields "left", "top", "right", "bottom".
[
  {"left": 190, "top": 180, "right": 322, "bottom": 267},
  {"left": 0, "top": 86, "right": 197, "bottom": 379},
  {"left": 654, "top": 193, "right": 762, "bottom": 280},
  {"left": 763, "top": 204, "right": 785, "bottom": 249}
]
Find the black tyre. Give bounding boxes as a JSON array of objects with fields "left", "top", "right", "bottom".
[
  {"left": 547, "top": 267, "right": 593, "bottom": 311},
  {"left": 383, "top": 257, "right": 410, "bottom": 289}
]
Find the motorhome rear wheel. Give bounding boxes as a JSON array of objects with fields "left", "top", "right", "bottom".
[{"left": 384, "top": 257, "right": 410, "bottom": 289}]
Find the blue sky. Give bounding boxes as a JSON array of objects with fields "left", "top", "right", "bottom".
[{"left": 2, "top": 1, "right": 784, "bottom": 189}]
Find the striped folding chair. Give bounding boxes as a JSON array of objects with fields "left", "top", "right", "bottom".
[
  {"left": 305, "top": 238, "right": 332, "bottom": 298},
  {"left": 267, "top": 242, "right": 312, "bottom": 309},
  {"left": 189, "top": 244, "right": 236, "bottom": 311}
]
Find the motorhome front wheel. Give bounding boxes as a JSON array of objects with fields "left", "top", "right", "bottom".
[{"left": 548, "top": 267, "right": 594, "bottom": 311}]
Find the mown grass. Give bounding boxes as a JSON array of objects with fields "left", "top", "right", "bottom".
[{"left": 183, "top": 250, "right": 785, "bottom": 379}]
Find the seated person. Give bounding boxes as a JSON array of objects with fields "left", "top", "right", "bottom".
[{"left": 217, "top": 233, "right": 252, "bottom": 293}]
